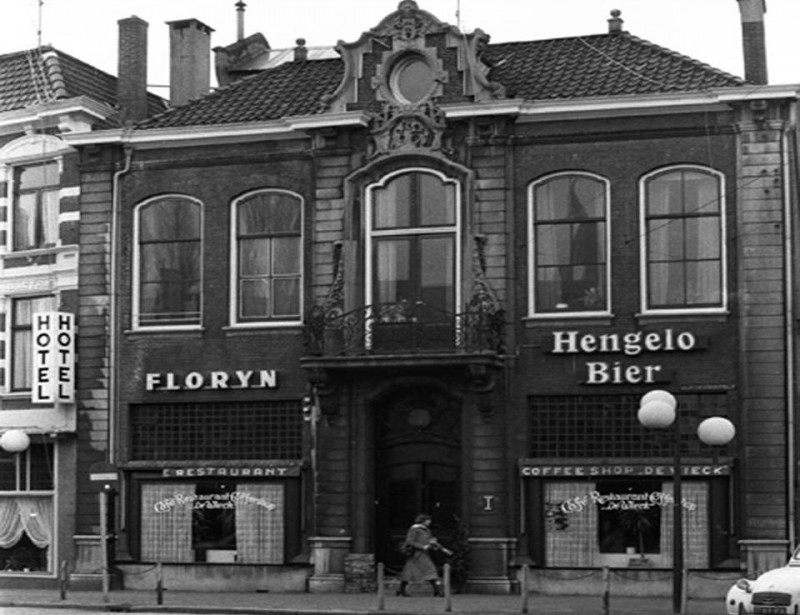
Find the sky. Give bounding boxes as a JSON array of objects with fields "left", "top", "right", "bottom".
[{"left": 1, "top": 0, "right": 798, "bottom": 96}]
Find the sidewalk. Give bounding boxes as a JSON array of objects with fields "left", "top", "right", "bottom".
[{"left": 0, "top": 587, "right": 726, "bottom": 615}]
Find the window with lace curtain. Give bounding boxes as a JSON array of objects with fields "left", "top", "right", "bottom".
[
  {"left": 140, "top": 481, "right": 284, "bottom": 563},
  {"left": 0, "top": 441, "right": 54, "bottom": 573},
  {"left": 641, "top": 166, "right": 726, "bottom": 312}
]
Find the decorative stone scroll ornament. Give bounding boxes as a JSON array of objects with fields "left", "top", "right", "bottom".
[{"left": 368, "top": 100, "right": 448, "bottom": 156}]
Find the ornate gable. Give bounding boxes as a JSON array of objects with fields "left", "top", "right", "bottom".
[{"left": 321, "top": 0, "right": 505, "bottom": 158}]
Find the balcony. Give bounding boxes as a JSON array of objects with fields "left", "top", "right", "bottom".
[{"left": 305, "top": 300, "right": 504, "bottom": 355}]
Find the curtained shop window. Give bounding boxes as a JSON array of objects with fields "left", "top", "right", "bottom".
[
  {"left": 540, "top": 479, "right": 710, "bottom": 568},
  {"left": 528, "top": 173, "right": 609, "bottom": 316},
  {"left": 0, "top": 441, "right": 54, "bottom": 573},
  {"left": 232, "top": 191, "right": 302, "bottom": 324},
  {"left": 641, "top": 166, "right": 725, "bottom": 312},
  {"left": 545, "top": 482, "right": 599, "bottom": 567},
  {"left": 134, "top": 196, "right": 202, "bottom": 328},
  {"left": 140, "top": 481, "right": 284, "bottom": 564}
]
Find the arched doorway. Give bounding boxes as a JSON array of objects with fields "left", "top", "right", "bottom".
[{"left": 373, "top": 384, "right": 461, "bottom": 571}]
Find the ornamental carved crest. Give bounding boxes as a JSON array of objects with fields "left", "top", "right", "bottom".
[{"left": 368, "top": 100, "right": 448, "bottom": 157}]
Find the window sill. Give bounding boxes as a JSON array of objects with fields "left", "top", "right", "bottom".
[
  {"left": 524, "top": 313, "right": 614, "bottom": 327},
  {"left": 125, "top": 326, "right": 205, "bottom": 336},
  {"left": 223, "top": 322, "right": 303, "bottom": 333},
  {"left": 1, "top": 245, "right": 75, "bottom": 258},
  {"left": 635, "top": 310, "right": 730, "bottom": 324}
]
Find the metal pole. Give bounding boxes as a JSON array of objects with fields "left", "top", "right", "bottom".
[
  {"left": 100, "top": 489, "right": 109, "bottom": 603},
  {"left": 443, "top": 563, "right": 452, "bottom": 612},
  {"left": 520, "top": 564, "right": 529, "bottom": 614},
  {"left": 376, "top": 562, "right": 385, "bottom": 611},
  {"left": 673, "top": 416, "right": 683, "bottom": 615}
]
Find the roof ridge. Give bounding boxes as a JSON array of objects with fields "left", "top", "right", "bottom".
[{"left": 41, "top": 49, "right": 69, "bottom": 99}]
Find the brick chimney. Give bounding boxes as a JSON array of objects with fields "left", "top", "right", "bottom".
[
  {"left": 737, "top": 0, "right": 768, "bottom": 84},
  {"left": 168, "top": 19, "right": 214, "bottom": 106},
  {"left": 117, "top": 16, "right": 149, "bottom": 124}
]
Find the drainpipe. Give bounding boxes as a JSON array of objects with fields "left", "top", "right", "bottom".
[
  {"left": 784, "top": 106, "right": 797, "bottom": 550},
  {"left": 109, "top": 146, "right": 133, "bottom": 460}
]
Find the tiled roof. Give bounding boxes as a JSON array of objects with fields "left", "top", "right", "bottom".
[
  {"left": 139, "top": 31, "right": 746, "bottom": 130},
  {"left": 0, "top": 46, "right": 166, "bottom": 118},
  {"left": 484, "top": 34, "right": 745, "bottom": 99},
  {"left": 138, "top": 59, "right": 345, "bottom": 129}
]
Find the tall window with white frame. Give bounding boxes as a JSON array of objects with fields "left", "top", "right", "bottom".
[
  {"left": 233, "top": 191, "right": 302, "bottom": 324},
  {"left": 367, "top": 170, "right": 459, "bottom": 323},
  {"left": 0, "top": 440, "right": 55, "bottom": 573},
  {"left": 529, "top": 173, "right": 609, "bottom": 316},
  {"left": 11, "top": 296, "right": 57, "bottom": 392},
  {"left": 135, "top": 197, "right": 202, "bottom": 328},
  {"left": 13, "top": 162, "right": 59, "bottom": 251},
  {"left": 641, "top": 167, "right": 725, "bottom": 312}
]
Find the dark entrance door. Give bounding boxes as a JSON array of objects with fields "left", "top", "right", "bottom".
[{"left": 374, "top": 386, "right": 461, "bottom": 571}]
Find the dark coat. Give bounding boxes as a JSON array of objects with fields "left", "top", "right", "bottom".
[{"left": 400, "top": 523, "right": 439, "bottom": 582}]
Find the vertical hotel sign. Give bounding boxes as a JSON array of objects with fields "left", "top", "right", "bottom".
[{"left": 33, "top": 312, "right": 75, "bottom": 404}]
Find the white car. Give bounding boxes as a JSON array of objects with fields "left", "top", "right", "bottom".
[{"left": 727, "top": 546, "right": 800, "bottom": 615}]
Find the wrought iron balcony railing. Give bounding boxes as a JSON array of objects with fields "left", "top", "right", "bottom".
[{"left": 304, "top": 301, "right": 505, "bottom": 356}]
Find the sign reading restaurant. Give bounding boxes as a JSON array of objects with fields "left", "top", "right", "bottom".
[
  {"left": 549, "top": 328, "right": 700, "bottom": 385},
  {"left": 145, "top": 369, "right": 278, "bottom": 391}
]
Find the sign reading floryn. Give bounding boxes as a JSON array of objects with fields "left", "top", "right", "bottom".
[{"left": 145, "top": 369, "right": 278, "bottom": 391}]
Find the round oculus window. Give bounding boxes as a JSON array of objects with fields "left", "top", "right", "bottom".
[{"left": 390, "top": 55, "right": 435, "bottom": 104}]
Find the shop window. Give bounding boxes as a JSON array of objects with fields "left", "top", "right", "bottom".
[
  {"left": 366, "top": 169, "right": 460, "bottom": 343},
  {"left": 131, "top": 401, "right": 303, "bottom": 462},
  {"left": 232, "top": 191, "right": 302, "bottom": 325},
  {"left": 596, "top": 480, "right": 661, "bottom": 555},
  {"left": 0, "top": 441, "right": 55, "bottom": 573},
  {"left": 641, "top": 166, "right": 726, "bottom": 312},
  {"left": 140, "top": 481, "right": 284, "bottom": 564},
  {"left": 542, "top": 479, "right": 709, "bottom": 568},
  {"left": 528, "top": 173, "right": 609, "bottom": 316},
  {"left": 134, "top": 196, "right": 202, "bottom": 328},
  {"left": 13, "top": 162, "right": 59, "bottom": 251},
  {"left": 11, "top": 296, "right": 57, "bottom": 392}
]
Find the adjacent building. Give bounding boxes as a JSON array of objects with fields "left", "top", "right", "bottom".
[{"left": 0, "top": 41, "right": 164, "bottom": 585}]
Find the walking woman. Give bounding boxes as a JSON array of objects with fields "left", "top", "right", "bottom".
[{"left": 397, "top": 513, "right": 451, "bottom": 597}]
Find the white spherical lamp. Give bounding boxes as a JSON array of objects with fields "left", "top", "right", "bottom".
[
  {"left": 640, "top": 390, "right": 677, "bottom": 410},
  {"left": 638, "top": 399, "right": 676, "bottom": 429},
  {"left": 0, "top": 429, "right": 30, "bottom": 453},
  {"left": 697, "top": 417, "right": 736, "bottom": 447}
]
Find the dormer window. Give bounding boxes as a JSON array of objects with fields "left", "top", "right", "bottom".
[{"left": 390, "top": 53, "right": 435, "bottom": 104}]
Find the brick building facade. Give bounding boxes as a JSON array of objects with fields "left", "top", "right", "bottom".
[{"left": 58, "top": 0, "right": 800, "bottom": 596}]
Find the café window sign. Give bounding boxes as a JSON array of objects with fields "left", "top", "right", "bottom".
[
  {"left": 145, "top": 369, "right": 278, "bottom": 392},
  {"left": 548, "top": 328, "right": 700, "bottom": 385}
]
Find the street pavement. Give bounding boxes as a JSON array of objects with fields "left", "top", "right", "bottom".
[{"left": 0, "top": 587, "right": 727, "bottom": 615}]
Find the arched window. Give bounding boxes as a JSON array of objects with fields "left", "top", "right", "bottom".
[
  {"left": 366, "top": 169, "right": 460, "bottom": 320},
  {"left": 232, "top": 190, "right": 302, "bottom": 324},
  {"left": 641, "top": 167, "right": 725, "bottom": 312},
  {"left": 528, "top": 173, "right": 610, "bottom": 316},
  {"left": 134, "top": 196, "right": 202, "bottom": 328}
]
